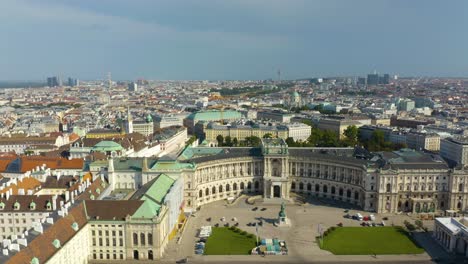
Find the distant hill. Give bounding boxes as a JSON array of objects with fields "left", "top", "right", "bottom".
[{"left": 0, "top": 81, "right": 46, "bottom": 89}]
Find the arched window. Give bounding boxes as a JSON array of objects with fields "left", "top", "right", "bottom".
[
  {"left": 331, "top": 186, "right": 336, "bottom": 194},
  {"left": 291, "top": 182, "right": 296, "bottom": 190},
  {"left": 248, "top": 182, "right": 252, "bottom": 189},
  {"left": 339, "top": 188, "right": 343, "bottom": 196},
  {"left": 212, "top": 186, "right": 216, "bottom": 194},
  {"left": 219, "top": 185, "right": 223, "bottom": 193},
  {"left": 386, "top": 183, "right": 391, "bottom": 193},
  {"left": 205, "top": 188, "right": 209, "bottom": 196},
  {"left": 199, "top": 190, "right": 203, "bottom": 198},
  {"left": 354, "top": 191, "right": 359, "bottom": 200},
  {"left": 458, "top": 202, "right": 462, "bottom": 209},
  {"left": 255, "top": 181, "right": 259, "bottom": 190},
  {"left": 226, "top": 184, "right": 230, "bottom": 191},
  {"left": 148, "top": 250, "right": 153, "bottom": 260},
  {"left": 459, "top": 184, "right": 464, "bottom": 192},
  {"left": 141, "top": 233, "right": 145, "bottom": 246},
  {"left": 148, "top": 233, "right": 153, "bottom": 246},
  {"left": 315, "top": 184, "right": 319, "bottom": 192},
  {"left": 346, "top": 189, "right": 351, "bottom": 198},
  {"left": 240, "top": 182, "right": 245, "bottom": 190},
  {"left": 307, "top": 183, "right": 312, "bottom": 191},
  {"left": 323, "top": 185, "right": 328, "bottom": 193},
  {"left": 133, "top": 233, "right": 138, "bottom": 246},
  {"left": 299, "top": 182, "right": 304, "bottom": 190},
  {"left": 233, "top": 183, "right": 238, "bottom": 191}
]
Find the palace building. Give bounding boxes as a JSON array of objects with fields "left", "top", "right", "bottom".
[{"left": 97, "top": 138, "right": 468, "bottom": 215}]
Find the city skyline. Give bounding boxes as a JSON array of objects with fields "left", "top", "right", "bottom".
[{"left": 1, "top": 0, "right": 468, "bottom": 81}]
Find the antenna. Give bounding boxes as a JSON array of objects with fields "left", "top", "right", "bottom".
[{"left": 107, "top": 72, "right": 112, "bottom": 91}]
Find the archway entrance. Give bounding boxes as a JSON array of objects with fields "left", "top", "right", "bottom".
[
  {"left": 273, "top": 185, "right": 281, "bottom": 198},
  {"left": 148, "top": 250, "right": 153, "bottom": 260},
  {"left": 133, "top": 250, "right": 139, "bottom": 260}
]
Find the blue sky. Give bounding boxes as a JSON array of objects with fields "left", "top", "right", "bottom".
[{"left": 1, "top": 0, "right": 468, "bottom": 80}]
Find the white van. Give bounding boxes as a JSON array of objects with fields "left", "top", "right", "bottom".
[{"left": 355, "top": 213, "right": 363, "bottom": 221}]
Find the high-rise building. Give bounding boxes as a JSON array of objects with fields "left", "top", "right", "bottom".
[
  {"left": 128, "top": 82, "right": 138, "bottom": 92},
  {"left": 68, "top": 77, "right": 79, "bottom": 87},
  {"left": 367, "top": 74, "right": 379, "bottom": 85},
  {"left": 47, "top": 76, "right": 61, "bottom": 87}
]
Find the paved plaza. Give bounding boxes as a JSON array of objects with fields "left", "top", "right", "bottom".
[{"left": 159, "top": 195, "right": 458, "bottom": 264}]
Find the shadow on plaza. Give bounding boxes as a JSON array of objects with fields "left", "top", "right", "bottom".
[
  {"left": 412, "top": 232, "right": 467, "bottom": 264},
  {"left": 294, "top": 194, "right": 362, "bottom": 211}
]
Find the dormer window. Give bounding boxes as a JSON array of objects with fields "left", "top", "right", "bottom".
[
  {"left": 52, "top": 239, "right": 61, "bottom": 248},
  {"left": 30, "top": 201, "right": 36, "bottom": 210},
  {"left": 46, "top": 201, "right": 52, "bottom": 210},
  {"left": 90, "top": 195, "right": 95, "bottom": 200},
  {"left": 71, "top": 222, "right": 79, "bottom": 231},
  {"left": 30, "top": 257, "right": 40, "bottom": 264},
  {"left": 14, "top": 201, "right": 20, "bottom": 210},
  {"left": 96, "top": 188, "right": 101, "bottom": 194},
  {"left": 0, "top": 202, "right": 4, "bottom": 210}
]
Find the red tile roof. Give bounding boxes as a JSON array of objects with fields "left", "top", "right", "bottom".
[{"left": 6, "top": 202, "right": 88, "bottom": 264}]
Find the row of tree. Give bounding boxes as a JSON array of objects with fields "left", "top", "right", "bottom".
[
  {"left": 285, "top": 124, "right": 406, "bottom": 151},
  {"left": 214, "top": 124, "right": 406, "bottom": 151}
]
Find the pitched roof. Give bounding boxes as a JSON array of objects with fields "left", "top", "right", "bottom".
[
  {"left": 6, "top": 202, "right": 88, "bottom": 264},
  {"left": 0, "top": 195, "right": 65, "bottom": 212},
  {"left": 84, "top": 200, "right": 144, "bottom": 221},
  {"left": 4, "top": 156, "right": 84, "bottom": 173},
  {"left": 0, "top": 177, "right": 41, "bottom": 195}
]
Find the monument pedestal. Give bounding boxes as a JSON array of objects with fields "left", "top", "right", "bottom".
[{"left": 274, "top": 202, "right": 291, "bottom": 227}]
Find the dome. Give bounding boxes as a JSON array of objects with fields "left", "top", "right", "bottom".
[
  {"left": 292, "top": 91, "right": 300, "bottom": 97},
  {"left": 146, "top": 114, "right": 153, "bottom": 123}
]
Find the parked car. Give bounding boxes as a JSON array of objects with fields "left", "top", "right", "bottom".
[
  {"left": 344, "top": 214, "right": 351, "bottom": 219},
  {"left": 355, "top": 213, "right": 363, "bottom": 221},
  {"left": 198, "top": 238, "right": 207, "bottom": 243},
  {"left": 252, "top": 207, "right": 258, "bottom": 211},
  {"left": 176, "top": 258, "right": 188, "bottom": 263},
  {"left": 261, "top": 208, "right": 267, "bottom": 211},
  {"left": 195, "top": 249, "right": 204, "bottom": 255}
]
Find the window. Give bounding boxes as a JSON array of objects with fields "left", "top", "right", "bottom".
[
  {"left": 141, "top": 233, "right": 145, "bottom": 246},
  {"left": 133, "top": 233, "right": 138, "bottom": 246},
  {"left": 148, "top": 233, "right": 153, "bottom": 246},
  {"left": 120, "top": 238, "right": 123, "bottom": 246}
]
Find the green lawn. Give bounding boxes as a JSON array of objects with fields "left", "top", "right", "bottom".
[
  {"left": 204, "top": 227, "right": 257, "bottom": 255},
  {"left": 320, "top": 227, "right": 425, "bottom": 255}
]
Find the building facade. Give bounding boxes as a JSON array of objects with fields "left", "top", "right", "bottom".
[{"left": 101, "top": 139, "right": 468, "bottom": 215}]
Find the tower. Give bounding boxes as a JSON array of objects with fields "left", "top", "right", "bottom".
[{"left": 126, "top": 107, "right": 133, "bottom": 134}]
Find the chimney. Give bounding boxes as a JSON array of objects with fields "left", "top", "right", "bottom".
[
  {"left": 6, "top": 191, "right": 10, "bottom": 200},
  {"left": 65, "top": 191, "right": 70, "bottom": 202},
  {"left": 70, "top": 191, "right": 75, "bottom": 204},
  {"left": 52, "top": 196, "right": 57, "bottom": 211}
]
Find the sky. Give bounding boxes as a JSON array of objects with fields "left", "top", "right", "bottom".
[{"left": 1, "top": 0, "right": 468, "bottom": 81}]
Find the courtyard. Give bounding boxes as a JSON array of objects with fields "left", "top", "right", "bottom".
[
  {"left": 204, "top": 227, "right": 257, "bottom": 255},
  {"left": 164, "top": 195, "right": 438, "bottom": 263},
  {"left": 320, "top": 226, "right": 425, "bottom": 255}
]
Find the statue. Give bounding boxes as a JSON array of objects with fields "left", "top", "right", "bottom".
[{"left": 276, "top": 202, "right": 290, "bottom": 227}]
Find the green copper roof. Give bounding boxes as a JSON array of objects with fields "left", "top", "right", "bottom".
[
  {"left": 187, "top": 110, "right": 242, "bottom": 121},
  {"left": 132, "top": 199, "right": 161, "bottom": 218},
  {"left": 113, "top": 158, "right": 143, "bottom": 171},
  {"left": 151, "top": 160, "right": 195, "bottom": 171},
  {"left": 146, "top": 174, "right": 175, "bottom": 204},
  {"left": 92, "top": 141, "right": 124, "bottom": 151}
]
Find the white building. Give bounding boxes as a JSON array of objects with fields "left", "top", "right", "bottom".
[
  {"left": 286, "top": 123, "right": 311, "bottom": 141},
  {"left": 440, "top": 137, "right": 468, "bottom": 167},
  {"left": 434, "top": 217, "right": 468, "bottom": 256}
]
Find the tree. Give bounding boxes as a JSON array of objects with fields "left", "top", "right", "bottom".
[
  {"left": 233, "top": 137, "right": 238, "bottom": 147},
  {"left": 216, "top": 135, "right": 224, "bottom": 146},
  {"left": 244, "top": 136, "right": 261, "bottom": 147},
  {"left": 263, "top": 133, "right": 273, "bottom": 139},
  {"left": 225, "top": 136, "right": 232, "bottom": 147},
  {"left": 343, "top": 125, "right": 358, "bottom": 146},
  {"left": 285, "top": 137, "right": 296, "bottom": 147}
]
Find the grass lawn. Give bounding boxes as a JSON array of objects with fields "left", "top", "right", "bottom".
[
  {"left": 204, "top": 227, "right": 257, "bottom": 255},
  {"left": 320, "top": 226, "right": 425, "bottom": 255}
]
